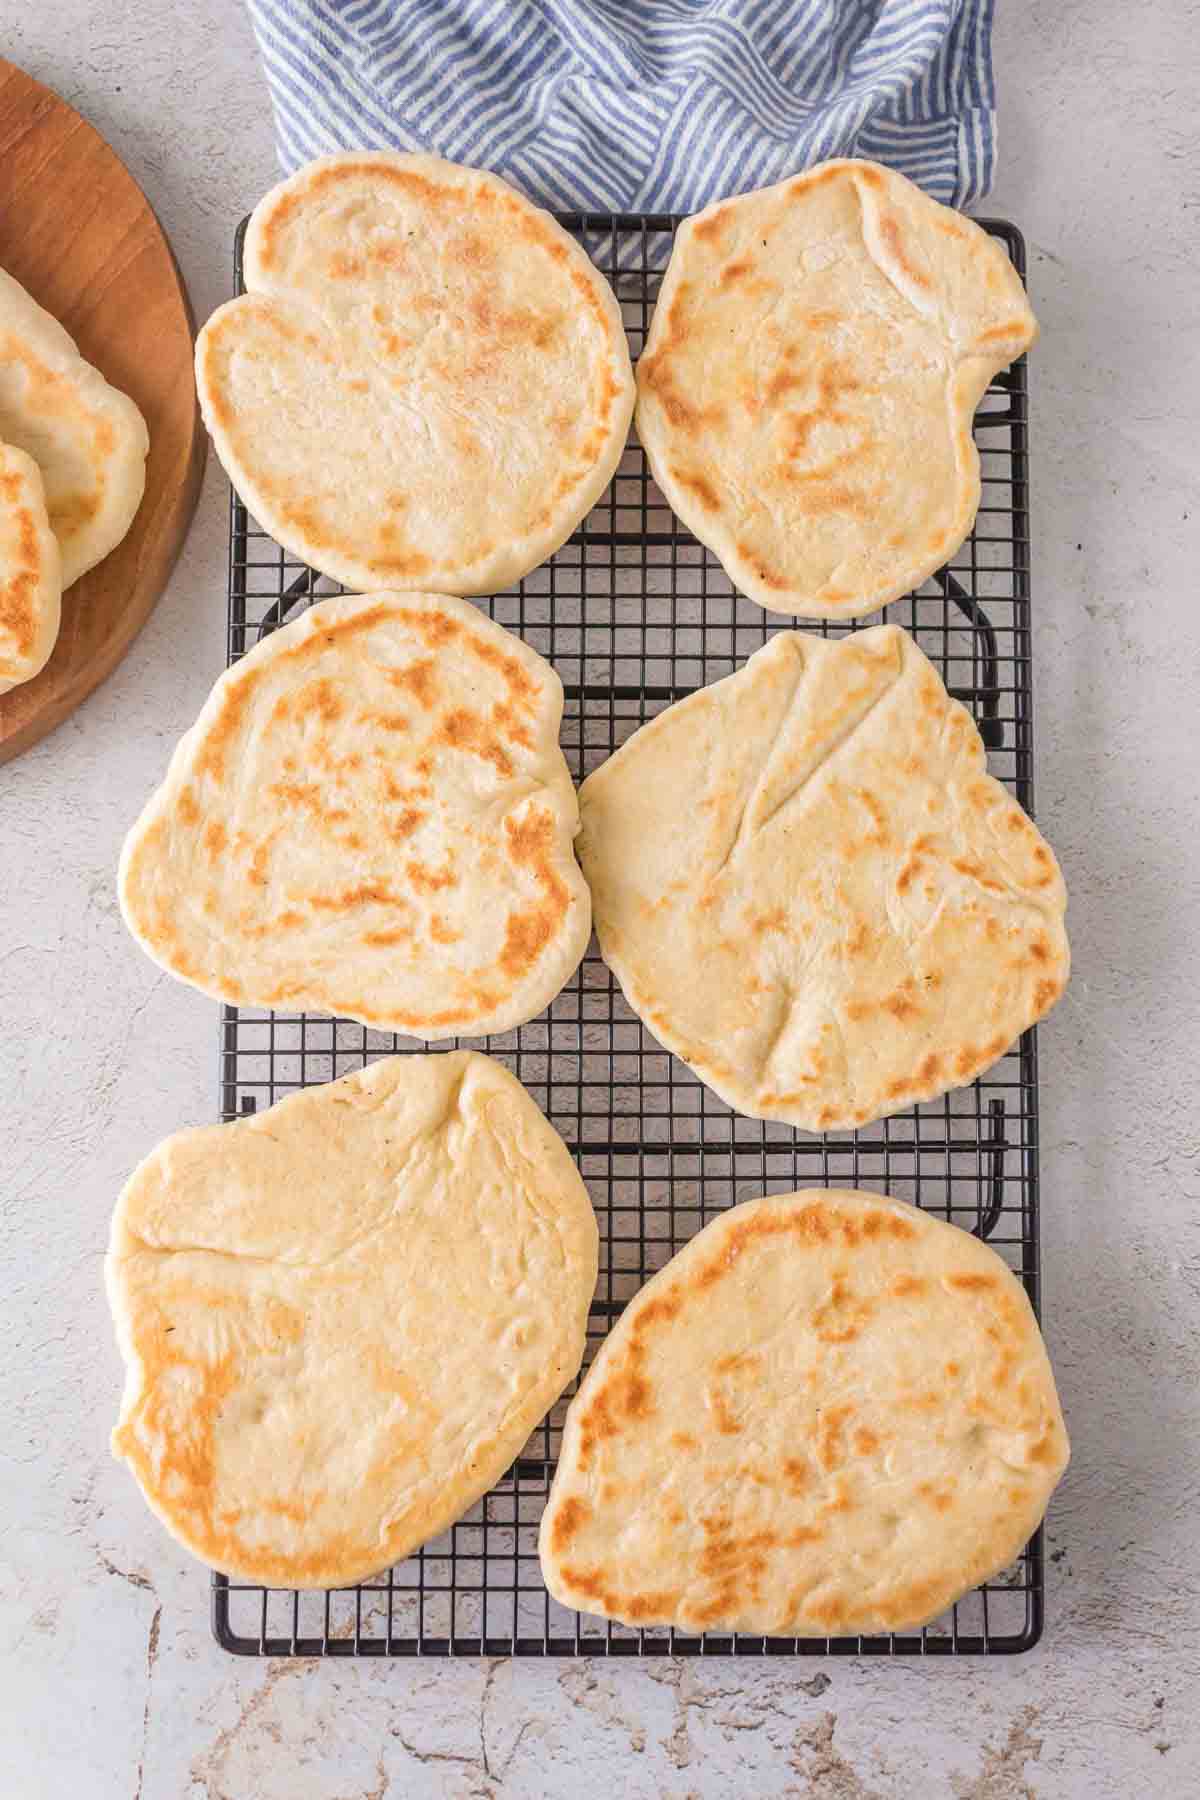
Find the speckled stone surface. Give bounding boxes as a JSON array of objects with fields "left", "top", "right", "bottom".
[{"left": 2, "top": 3, "right": 1197, "bottom": 1794}]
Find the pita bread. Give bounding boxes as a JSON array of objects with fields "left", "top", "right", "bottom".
[
  {"left": 636, "top": 160, "right": 1037, "bottom": 618},
  {"left": 0, "top": 265, "right": 148, "bottom": 588},
  {"left": 107, "top": 1051, "right": 598, "bottom": 1587},
  {"left": 541, "top": 1188, "right": 1068, "bottom": 1637},
  {"left": 119, "top": 590, "right": 590, "bottom": 1037},
  {"left": 0, "top": 442, "right": 61, "bottom": 694},
  {"left": 195, "top": 152, "right": 634, "bottom": 595},
  {"left": 577, "top": 624, "right": 1068, "bottom": 1131}
]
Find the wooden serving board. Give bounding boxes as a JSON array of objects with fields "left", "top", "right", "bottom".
[{"left": 0, "top": 57, "right": 205, "bottom": 766}]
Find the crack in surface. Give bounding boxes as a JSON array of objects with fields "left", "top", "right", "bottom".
[
  {"left": 96, "top": 1551, "right": 156, "bottom": 1593},
  {"left": 132, "top": 1603, "right": 162, "bottom": 1800}
]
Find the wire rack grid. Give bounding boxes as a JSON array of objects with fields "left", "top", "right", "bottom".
[{"left": 213, "top": 212, "right": 1043, "bottom": 1658}]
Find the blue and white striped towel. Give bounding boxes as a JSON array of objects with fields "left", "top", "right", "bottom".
[{"left": 246, "top": 0, "right": 995, "bottom": 216}]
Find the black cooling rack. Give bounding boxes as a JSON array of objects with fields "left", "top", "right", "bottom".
[{"left": 213, "top": 213, "right": 1043, "bottom": 1658}]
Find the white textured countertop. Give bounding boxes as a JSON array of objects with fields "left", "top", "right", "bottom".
[{"left": 2, "top": 3, "right": 1198, "bottom": 1794}]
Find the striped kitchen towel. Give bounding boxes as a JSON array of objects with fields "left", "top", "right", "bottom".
[{"left": 245, "top": 0, "right": 996, "bottom": 216}]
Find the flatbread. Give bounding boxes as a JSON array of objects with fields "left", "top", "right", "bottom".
[
  {"left": 119, "top": 590, "right": 591, "bottom": 1037},
  {"left": 107, "top": 1050, "right": 598, "bottom": 1587},
  {"left": 636, "top": 159, "right": 1037, "bottom": 618},
  {"left": 577, "top": 624, "right": 1068, "bottom": 1131},
  {"left": 0, "top": 265, "right": 148, "bottom": 588},
  {"left": 0, "top": 442, "right": 61, "bottom": 694},
  {"left": 196, "top": 152, "right": 635, "bottom": 594},
  {"left": 541, "top": 1188, "right": 1068, "bottom": 1637}
]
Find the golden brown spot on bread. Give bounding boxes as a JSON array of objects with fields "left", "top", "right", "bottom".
[
  {"left": 692, "top": 206, "right": 729, "bottom": 243},
  {"left": 622, "top": 1374, "right": 653, "bottom": 1419},
  {"left": 878, "top": 213, "right": 931, "bottom": 288},
  {"left": 951, "top": 855, "right": 1005, "bottom": 895},
  {"left": 256, "top": 161, "right": 444, "bottom": 269},
  {"left": 308, "top": 880, "right": 397, "bottom": 912},
  {"left": 549, "top": 1495, "right": 590, "bottom": 1554},
  {"left": 387, "top": 807, "right": 425, "bottom": 844},
  {"left": 560, "top": 1562, "right": 605, "bottom": 1600},
  {"left": 202, "top": 820, "right": 227, "bottom": 860},
  {"left": 718, "top": 256, "right": 752, "bottom": 286},
  {"left": 467, "top": 633, "right": 539, "bottom": 708},
  {"left": 0, "top": 519, "right": 40, "bottom": 659},
  {"left": 297, "top": 676, "right": 342, "bottom": 723},
  {"left": 358, "top": 710, "right": 409, "bottom": 733},
  {"left": 268, "top": 779, "right": 349, "bottom": 826},
  {"left": 670, "top": 1431, "right": 697, "bottom": 1452},
  {"left": 498, "top": 808, "right": 571, "bottom": 984},
  {"left": 669, "top": 465, "right": 722, "bottom": 513},
  {"left": 853, "top": 1428, "right": 879, "bottom": 1456},
  {"left": 890, "top": 1273, "right": 926, "bottom": 1299},
  {"left": 1034, "top": 978, "right": 1060, "bottom": 1012},
  {"left": 946, "top": 1272, "right": 996, "bottom": 1294},
  {"left": 176, "top": 786, "right": 200, "bottom": 827},
  {"left": 733, "top": 541, "right": 790, "bottom": 590},
  {"left": 813, "top": 1275, "right": 875, "bottom": 1344},
  {"left": 813, "top": 1403, "right": 855, "bottom": 1474},
  {"left": 388, "top": 657, "right": 439, "bottom": 709},
  {"left": 704, "top": 1384, "right": 744, "bottom": 1438},
  {"left": 492, "top": 700, "right": 534, "bottom": 749},
  {"left": 368, "top": 549, "right": 432, "bottom": 580},
  {"left": 195, "top": 672, "right": 257, "bottom": 782},
  {"left": 363, "top": 927, "right": 410, "bottom": 947},
  {"left": 782, "top": 1456, "right": 810, "bottom": 1494},
  {"left": 247, "top": 841, "right": 271, "bottom": 888},
  {"left": 841, "top": 914, "right": 867, "bottom": 957},
  {"left": 288, "top": 604, "right": 394, "bottom": 657},
  {"left": 854, "top": 787, "right": 889, "bottom": 844},
  {"left": 437, "top": 707, "right": 514, "bottom": 779},
  {"left": 51, "top": 488, "right": 102, "bottom": 537},
  {"left": 633, "top": 1294, "right": 681, "bottom": 1332},
  {"left": 428, "top": 913, "right": 461, "bottom": 946},
  {"left": 978, "top": 321, "right": 1025, "bottom": 347},
  {"left": 406, "top": 857, "right": 457, "bottom": 896},
  {"left": 882, "top": 979, "right": 921, "bottom": 1022}
]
